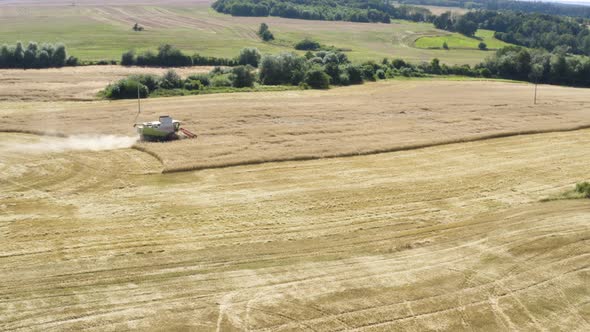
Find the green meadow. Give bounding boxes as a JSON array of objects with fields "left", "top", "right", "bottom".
[{"left": 0, "top": 4, "right": 508, "bottom": 65}]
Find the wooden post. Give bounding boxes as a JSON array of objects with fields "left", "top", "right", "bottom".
[
  {"left": 137, "top": 84, "right": 141, "bottom": 114},
  {"left": 534, "top": 80, "right": 538, "bottom": 105}
]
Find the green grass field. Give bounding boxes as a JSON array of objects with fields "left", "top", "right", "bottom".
[
  {"left": 414, "top": 29, "right": 511, "bottom": 50},
  {"left": 0, "top": 3, "right": 508, "bottom": 65}
]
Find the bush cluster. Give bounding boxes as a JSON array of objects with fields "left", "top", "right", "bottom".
[
  {"left": 575, "top": 182, "right": 590, "bottom": 198},
  {"left": 0, "top": 41, "right": 78, "bottom": 69},
  {"left": 104, "top": 66, "right": 257, "bottom": 99},
  {"left": 121, "top": 44, "right": 246, "bottom": 67},
  {"left": 258, "top": 23, "right": 274, "bottom": 41},
  {"left": 259, "top": 50, "right": 357, "bottom": 88},
  {"left": 295, "top": 38, "right": 321, "bottom": 51}
]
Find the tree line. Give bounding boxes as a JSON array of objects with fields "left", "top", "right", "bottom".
[
  {"left": 106, "top": 42, "right": 590, "bottom": 100},
  {"left": 0, "top": 41, "right": 78, "bottom": 69},
  {"left": 212, "top": 0, "right": 433, "bottom": 23},
  {"left": 400, "top": 0, "right": 590, "bottom": 19},
  {"left": 456, "top": 10, "right": 590, "bottom": 55}
]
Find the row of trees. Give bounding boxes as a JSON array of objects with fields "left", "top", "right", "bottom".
[
  {"left": 433, "top": 12, "right": 477, "bottom": 36},
  {"left": 212, "top": 0, "right": 433, "bottom": 23},
  {"left": 481, "top": 46, "right": 590, "bottom": 87},
  {"left": 466, "top": 11, "right": 589, "bottom": 55},
  {"left": 106, "top": 44, "right": 590, "bottom": 100},
  {"left": 0, "top": 42, "right": 78, "bottom": 69},
  {"left": 121, "top": 45, "right": 262, "bottom": 67}
]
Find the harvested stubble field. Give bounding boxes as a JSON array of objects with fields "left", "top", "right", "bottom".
[
  {"left": 1, "top": 77, "right": 590, "bottom": 331},
  {"left": 1, "top": 127, "right": 589, "bottom": 330},
  {"left": 0, "top": 66, "right": 212, "bottom": 102},
  {"left": 2, "top": 78, "right": 590, "bottom": 172}
]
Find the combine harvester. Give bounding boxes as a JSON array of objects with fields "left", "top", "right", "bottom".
[
  {"left": 134, "top": 115, "right": 197, "bottom": 141},
  {"left": 132, "top": 87, "right": 197, "bottom": 142}
]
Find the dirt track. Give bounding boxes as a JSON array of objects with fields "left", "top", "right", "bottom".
[
  {"left": 2, "top": 79, "right": 590, "bottom": 172},
  {"left": 1, "top": 129, "right": 589, "bottom": 330}
]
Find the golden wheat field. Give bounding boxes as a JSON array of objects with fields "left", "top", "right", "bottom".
[{"left": 1, "top": 69, "right": 589, "bottom": 331}]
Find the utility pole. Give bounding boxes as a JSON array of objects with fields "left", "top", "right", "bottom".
[
  {"left": 137, "top": 84, "right": 141, "bottom": 114},
  {"left": 534, "top": 79, "right": 538, "bottom": 105}
]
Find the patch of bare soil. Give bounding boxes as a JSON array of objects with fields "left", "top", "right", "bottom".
[{"left": 0, "top": 65, "right": 212, "bottom": 101}]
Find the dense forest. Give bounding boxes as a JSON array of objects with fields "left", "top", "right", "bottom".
[
  {"left": 212, "top": 0, "right": 432, "bottom": 23},
  {"left": 400, "top": 0, "right": 590, "bottom": 19},
  {"left": 0, "top": 41, "right": 78, "bottom": 68},
  {"left": 435, "top": 10, "right": 590, "bottom": 55}
]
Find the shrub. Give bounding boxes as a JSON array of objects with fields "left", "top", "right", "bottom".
[
  {"left": 344, "top": 64, "right": 363, "bottom": 84},
  {"left": 105, "top": 79, "right": 148, "bottom": 99},
  {"left": 127, "top": 45, "right": 193, "bottom": 67},
  {"left": 376, "top": 69, "right": 386, "bottom": 79},
  {"left": 324, "top": 63, "right": 340, "bottom": 84},
  {"left": 295, "top": 38, "right": 321, "bottom": 51},
  {"left": 136, "top": 51, "right": 158, "bottom": 66},
  {"left": 160, "top": 69, "right": 183, "bottom": 89},
  {"left": 260, "top": 30, "right": 274, "bottom": 41},
  {"left": 480, "top": 67, "right": 492, "bottom": 78},
  {"left": 184, "top": 80, "right": 204, "bottom": 91},
  {"left": 211, "top": 74, "right": 232, "bottom": 87},
  {"left": 129, "top": 74, "right": 160, "bottom": 92},
  {"left": 391, "top": 58, "right": 407, "bottom": 69},
  {"left": 238, "top": 47, "right": 261, "bottom": 67},
  {"left": 361, "top": 64, "right": 376, "bottom": 80},
  {"left": 308, "top": 56, "right": 323, "bottom": 65},
  {"left": 65, "top": 55, "right": 79, "bottom": 66},
  {"left": 157, "top": 44, "right": 193, "bottom": 67},
  {"left": 575, "top": 182, "right": 590, "bottom": 198},
  {"left": 230, "top": 65, "right": 255, "bottom": 88},
  {"left": 121, "top": 50, "right": 136, "bottom": 66},
  {"left": 259, "top": 52, "right": 306, "bottom": 85},
  {"left": 258, "top": 23, "right": 274, "bottom": 41},
  {"left": 478, "top": 42, "right": 487, "bottom": 50},
  {"left": 193, "top": 54, "right": 237, "bottom": 66},
  {"left": 339, "top": 73, "right": 350, "bottom": 86},
  {"left": 400, "top": 67, "right": 414, "bottom": 77},
  {"left": 304, "top": 66, "right": 330, "bottom": 89},
  {"left": 186, "top": 73, "right": 211, "bottom": 87},
  {"left": 443, "top": 41, "right": 449, "bottom": 50}
]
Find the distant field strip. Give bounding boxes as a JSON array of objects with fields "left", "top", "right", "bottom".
[
  {"left": 414, "top": 29, "right": 511, "bottom": 50},
  {"left": 0, "top": 129, "right": 588, "bottom": 330}
]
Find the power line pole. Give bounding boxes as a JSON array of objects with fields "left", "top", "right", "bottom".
[{"left": 534, "top": 79, "right": 538, "bottom": 105}]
